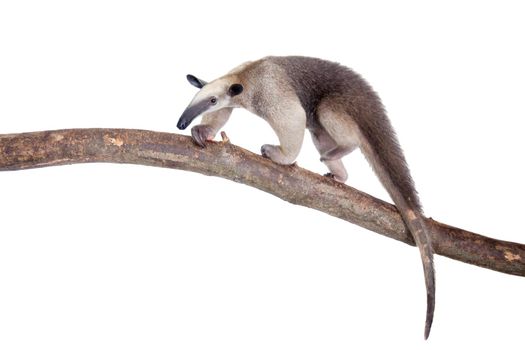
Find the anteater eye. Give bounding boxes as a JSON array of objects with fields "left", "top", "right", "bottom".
[{"left": 210, "top": 97, "right": 217, "bottom": 104}]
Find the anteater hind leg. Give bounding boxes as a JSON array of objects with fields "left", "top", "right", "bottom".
[
  {"left": 317, "top": 105, "right": 360, "bottom": 159},
  {"left": 312, "top": 101, "right": 362, "bottom": 182},
  {"left": 309, "top": 127, "right": 349, "bottom": 183}
]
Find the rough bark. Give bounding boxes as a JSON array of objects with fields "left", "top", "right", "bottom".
[{"left": 1, "top": 128, "right": 524, "bottom": 277}]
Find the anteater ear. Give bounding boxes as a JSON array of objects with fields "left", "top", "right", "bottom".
[
  {"left": 228, "top": 83, "right": 244, "bottom": 97},
  {"left": 186, "top": 74, "right": 207, "bottom": 89}
]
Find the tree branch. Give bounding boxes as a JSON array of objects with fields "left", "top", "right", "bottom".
[{"left": 1, "top": 128, "right": 524, "bottom": 276}]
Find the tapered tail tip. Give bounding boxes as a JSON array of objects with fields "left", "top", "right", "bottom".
[
  {"left": 424, "top": 292, "right": 435, "bottom": 340},
  {"left": 424, "top": 324, "right": 431, "bottom": 340}
]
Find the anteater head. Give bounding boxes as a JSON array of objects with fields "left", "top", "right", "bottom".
[{"left": 177, "top": 74, "right": 244, "bottom": 130}]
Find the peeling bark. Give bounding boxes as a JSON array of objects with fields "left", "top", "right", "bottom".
[{"left": 1, "top": 128, "right": 524, "bottom": 277}]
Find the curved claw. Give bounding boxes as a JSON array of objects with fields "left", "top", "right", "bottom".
[{"left": 191, "top": 125, "right": 213, "bottom": 148}]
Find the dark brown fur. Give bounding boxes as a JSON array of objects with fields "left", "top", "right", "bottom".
[
  {"left": 266, "top": 56, "right": 434, "bottom": 338},
  {"left": 269, "top": 56, "right": 420, "bottom": 208}
]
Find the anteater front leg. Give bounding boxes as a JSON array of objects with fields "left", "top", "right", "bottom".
[
  {"left": 260, "top": 103, "right": 306, "bottom": 165},
  {"left": 191, "top": 108, "right": 233, "bottom": 147}
]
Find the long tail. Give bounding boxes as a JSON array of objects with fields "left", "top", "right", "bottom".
[
  {"left": 394, "top": 197, "right": 435, "bottom": 339},
  {"left": 360, "top": 139, "right": 435, "bottom": 339}
]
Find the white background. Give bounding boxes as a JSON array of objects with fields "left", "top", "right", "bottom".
[{"left": 1, "top": 1, "right": 524, "bottom": 349}]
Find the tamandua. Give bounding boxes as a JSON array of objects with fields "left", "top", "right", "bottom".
[{"left": 177, "top": 56, "right": 435, "bottom": 339}]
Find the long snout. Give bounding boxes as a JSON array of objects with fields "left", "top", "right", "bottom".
[{"left": 177, "top": 100, "right": 210, "bottom": 130}]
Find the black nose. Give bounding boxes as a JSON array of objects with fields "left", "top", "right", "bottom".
[{"left": 177, "top": 119, "right": 188, "bottom": 130}]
